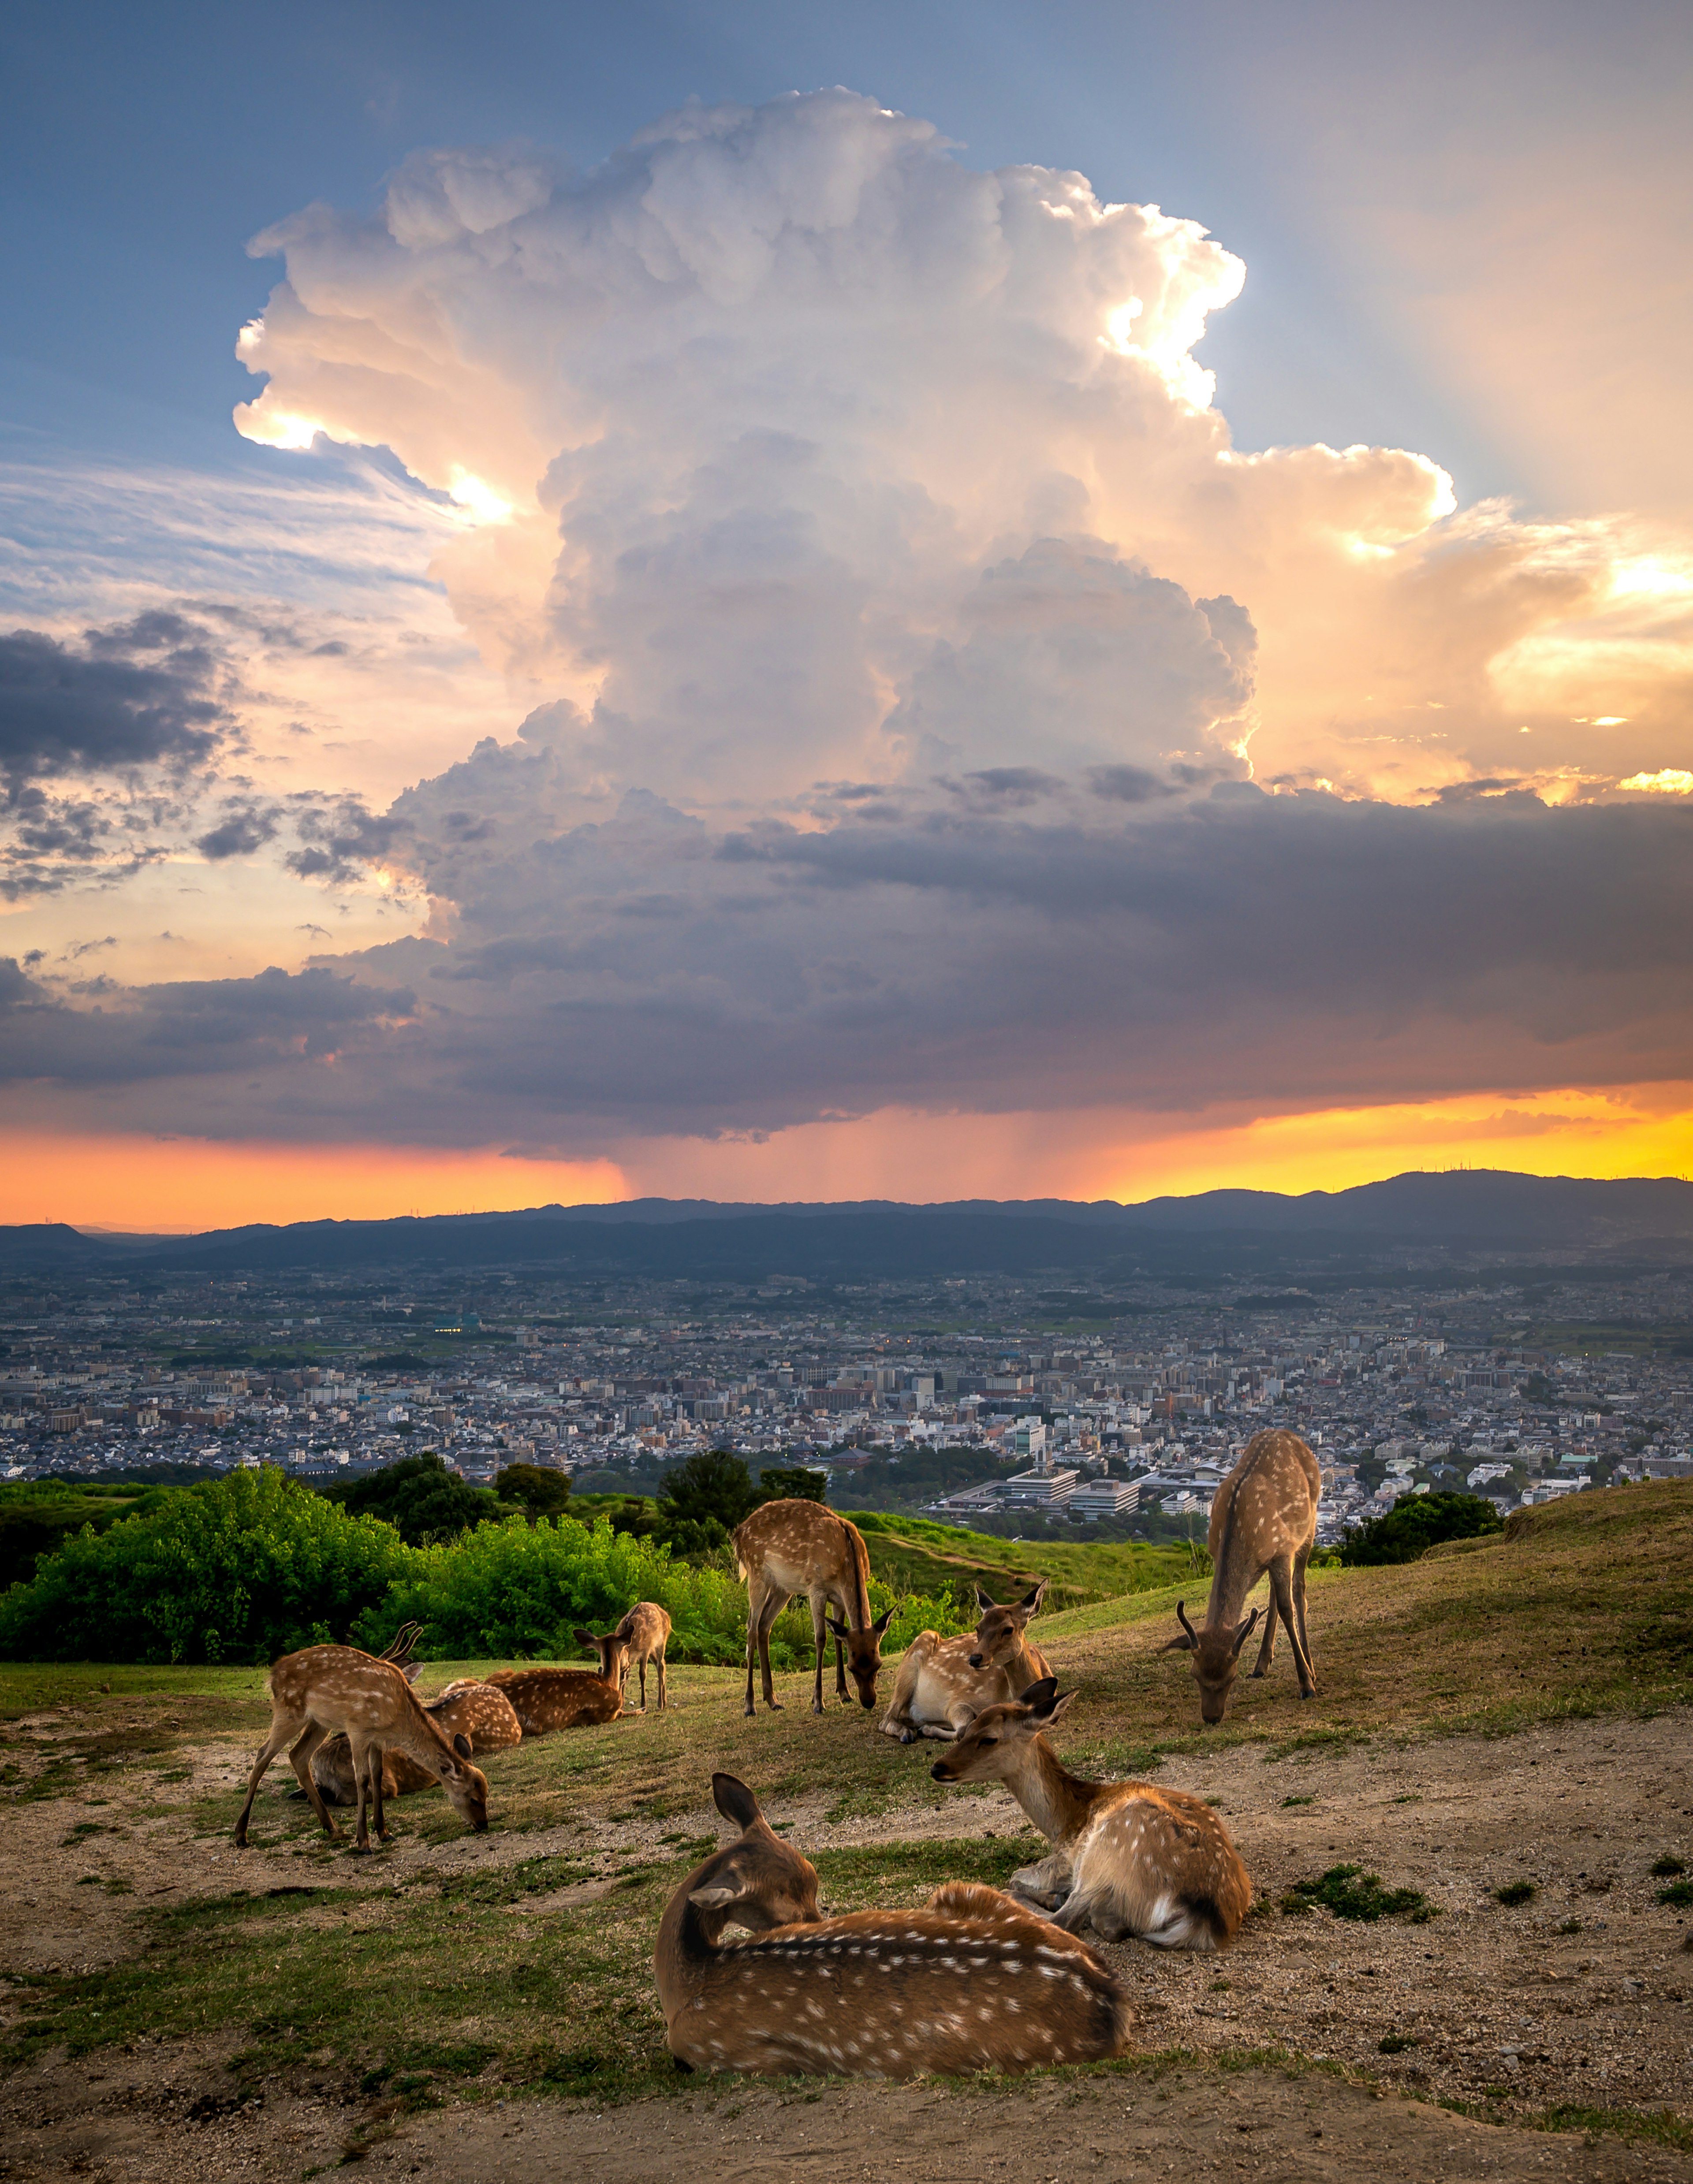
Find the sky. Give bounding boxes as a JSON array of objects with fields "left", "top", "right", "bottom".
[{"left": 2, "top": 0, "right": 1691, "bottom": 1227}]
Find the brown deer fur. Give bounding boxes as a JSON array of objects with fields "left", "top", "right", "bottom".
[
  {"left": 311, "top": 1678, "right": 522, "bottom": 1806},
  {"left": 484, "top": 1662, "right": 623, "bottom": 1735},
  {"left": 655, "top": 1774, "right": 1132, "bottom": 2076},
  {"left": 1160, "top": 1428, "right": 1320, "bottom": 1724},
  {"left": 234, "top": 1645, "right": 489, "bottom": 1852},
  {"left": 732, "top": 1500, "right": 891, "bottom": 1715},
  {"left": 576, "top": 1602, "right": 672, "bottom": 1711},
  {"left": 932, "top": 1679, "right": 1252, "bottom": 1948},
  {"left": 879, "top": 1581, "right": 1052, "bottom": 1742}
]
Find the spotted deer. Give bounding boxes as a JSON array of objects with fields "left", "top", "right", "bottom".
[
  {"left": 732, "top": 1499, "right": 892, "bottom": 1716},
  {"left": 311, "top": 1678, "right": 522, "bottom": 1806},
  {"left": 879, "top": 1580, "right": 1052, "bottom": 1742},
  {"left": 1158, "top": 1427, "right": 1321, "bottom": 1724},
  {"left": 655, "top": 1773, "right": 1132, "bottom": 2076},
  {"left": 576, "top": 1602, "right": 672, "bottom": 1711},
  {"left": 233, "top": 1644, "right": 490, "bottom": 1852},
  {"left": 932, "top": 1678, "right": 1252, "bottom": 1948},
  {"left": 484, "top": 1659, "right": 623, "bottom": 1734}
]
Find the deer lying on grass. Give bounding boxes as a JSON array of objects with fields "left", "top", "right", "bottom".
[
  {"left": 484, "top": 1659, "right": 623, "bottom": 1734},
  {"left": 733, "top": 1499, "right": 892, "bottom": 1716},
  {"left": 1160, "top": 1426, "right": 1320, "bottom": 1725},
  {"left": 234, "top": 1644, "right": 489, "bottom": 1852},
  {"left": 311, "top": 1678, "right": 522, "bottom": 1806},
  {"left": 879, "top": 1581, "right": 1052, "bottom": 1742},
  {"left": 932, "top": 1678, "right": 1251, "bottom": 1948},
  {"left": 655, "top": 1772, "right": 1132, "bottom": 2076},
  {"left": 576, "top": 1602, "right": 672, "bottom": 1711}
]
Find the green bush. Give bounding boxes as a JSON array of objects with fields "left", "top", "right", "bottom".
[
  {"left": 1339, "top": 1490, "right": 1504, "bottom": 1567},
  {"left": 357, "top": 1514, "right": 753, "bottom": 1665},
  {"left": 321, "top": 1451, "right": 506, "bottom": 1546},
  {"left": 0, "top": 1468, "right": 412, "bottom": 1665}
]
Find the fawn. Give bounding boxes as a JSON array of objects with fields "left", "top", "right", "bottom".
[
  {"left": 932, "top": 1678, "right": 1252, "bottom": 1948},
  {"left": 655, "top": 1772, "right": 1132, "bottom": 2076},
  {"left": 234, "top": 1644, "right": 489, "bottom": 1852},
  {"left": 880, "top": 1580, "right": 1052, "bottom": 1742},
  {"left": 732, "top": 1499, "right": 891, "bottom": 1715},
  {"left": 576, "top": 1602, "right": 672, "bottom": 1711},
  {"left": 485, "top": 1659, "right": 623, "bottom": 1734},
  {"left": 311, "top": 1678, "right": 522, "bottom": 1805},
  {"left": 1159, "top": 1427, "right": 1320, "bottom": 1724}
]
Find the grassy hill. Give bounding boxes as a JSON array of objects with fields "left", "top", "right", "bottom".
[{"left": 845, "top": 1508, "right": 1194, "bottom": 1613}]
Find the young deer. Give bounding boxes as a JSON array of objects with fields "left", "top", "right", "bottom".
[
  {"left": 484, "top": 1659, "right": 623, "bottom": 1734},
  {"left": 932, "top": 1678, "right": 1252, "bottom": 1949},
  {"left": 576, "top": 1602, "right": 672, "bottom": 1711},
  {"left": 1158, "top": 1427, "right": 1321, "bottom": 1724},
  {"left": 311, "top": 1678, "right": 522, "bottom": 1806},
  {"left": 732, "top": 1499, "right": 892, "bottom": 1716},
  {"left": 879, "top": 1581, "right": 1052, "bottom": 1742},
  {"left": 655, "top": 1773, "right": 1132, "bottom": 2076},
  {"left": 234, "top": 1644, "right": 490, "bottom": 1853}
]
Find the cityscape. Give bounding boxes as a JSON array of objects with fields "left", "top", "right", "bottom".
[{"left": 7, "top": 1242, "right": 1689, "bottom": 1549}]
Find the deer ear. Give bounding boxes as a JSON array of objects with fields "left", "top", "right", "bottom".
[
  {"left": 572, "top": 1629, "right": 597, "bottom": 1648},
  {"left": 1019, "top": 1674, "right": 1060, "bottom": 1714},
  {"left": 870, "top": 1607, "right": 895, "bottom": 1637},
  {"left": 1046, "top": 1688, "right": 1080, "bottom": 1724},
  {"left": 452, "top": 1732, "right": 473, "bottom": 1759},
  {"left": 403, "top": 1663, "right": 422, "bottom": 1683},
  {"left": 1230, "top": 1607, "right": 1262, "bottom": 1659},
  {"left": 974, "top": 1584, "right": 998, "bottom": 1612},
  {"left": 824, "top": 1613, "right": 849, "bottom": 1640},
  {"left": 1159, "top": 1631, "right": 1198, "bottom": 1654},
  {"left": 712, "top": 1772, "right": 763, "bottom": 1831},
  {"left": 1018, "top": 1578, "right": 1048, "bottom": 1614},
  {"left": 688, "top": 1879, "right": 747, "bottom": 1911}
]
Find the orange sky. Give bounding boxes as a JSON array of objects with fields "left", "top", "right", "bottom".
[{"left": 6, "top": 1083, "right": 1687, "bottom": 1232}]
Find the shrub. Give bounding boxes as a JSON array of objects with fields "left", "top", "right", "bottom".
[
  {"left": 495, "top": 1463, "right": 574, "bottom": 1521},
  {"left": 1494, "top": 1879, "right": 1537, "bottom": 1906},
  {"left": 357, "top": 1514, "right": 752, "bottom": 1665},
  {"left": 321, "top": 1451, "right": 505, "bottom": 1545},
  {"left": 0, "top": 1468, "right": 412, "bottom": 1665},
  {"left": 1339, "top": 1491, "right": 1504, "bottom": 1567}
]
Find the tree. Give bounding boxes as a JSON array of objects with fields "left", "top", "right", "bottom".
[
  {"left": 655, "top": 1450, "right": 761, "bottom": 1557},
  {"left": 321, "top": 1451, "right": 503, "bottom": 1546},
  {"left": 496, "top": 1462, "right": 574, "bottom": 1520},
  {"left": 756, "top": 1464, "right": 829, "bottom": 1503},
  {"left": 1339, "top": 1490, "right": 1503, "bottom": 1567}
]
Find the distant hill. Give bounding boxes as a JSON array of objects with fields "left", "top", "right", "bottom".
[{"left": 2, "top": 1170, "right": 1691, "bottom": 1279}]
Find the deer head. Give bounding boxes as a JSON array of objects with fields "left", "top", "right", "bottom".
[
  {"left": 684, "top": 1774, "right": 824, "bottom": 1941},
  {"left": 967, "top": 1579, "right": 1048, "bottom": 1670},
  {"left": 929, "top": 1674, "right": 1076, "bottom": 1785},
  {"left": 1159, "top": 1599, "right": 1261, "bottom": 1725},
  {"left": 435, "top": 1736, "right": 492, "bottom": 1831},
  {"left": 574, "top": 1627, "right": 630, "bottom": 1687},
  {"left": 822, "top": 1606, "right": 895, "bottom": 1708}
]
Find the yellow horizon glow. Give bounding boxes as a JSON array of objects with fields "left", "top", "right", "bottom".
[{"left": 0, "top": 1083, "right": 1688, "bottom": 1232}]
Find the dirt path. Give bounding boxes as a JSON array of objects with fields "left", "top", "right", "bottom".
[{"left": 2, "top": 1711, "right": 1689, "bottom": 2178}]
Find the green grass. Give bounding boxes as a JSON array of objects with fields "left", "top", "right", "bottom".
[{"left": 1277, "top": 1864, "right": 1436, "bottom": 1924}]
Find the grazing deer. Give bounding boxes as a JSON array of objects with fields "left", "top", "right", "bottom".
[
  {"left": 576, "top": 1602, "right": 672, "bottom": 1711},
  {"left": 484, "top": 1659, "right": 623, "bottom": 1734},
  {"left": 233, "top": 1645, "right": 489, "bottom": 1853},
  {"left": 879, "top": 1581, "right": 1052, "bottom": 1742},
  {"left": 655, "top": 1773, "right": 1132, "bottom": 2076},
  {"left": 932, "top": 1678, "right": 1252, "bottom": 1948},
  {"left": 1157, "top": 1427, "right": 1320, "bottom": 1724},
  {"left": 732, "top": 1499, "right": 891, "bottom": 1716},
  {"left": 311, "top": 1678, "right": 522, "bottom": 1806}
]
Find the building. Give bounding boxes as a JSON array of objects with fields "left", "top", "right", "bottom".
[
  {"left": 1002, "top": 1465, "right": 1079, "bottom": 1507},
  {"left": 1069, "top": 1478, "right": 1139, "bottom": 1520}
]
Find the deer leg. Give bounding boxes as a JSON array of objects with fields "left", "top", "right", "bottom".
[
  {"left": 366, "top": 1744, "right": 390, "bottom": 1842},
  {"left": 809, "top": 1597, "right": 828, "bottom": 1714},
  {"left": 286, "top": 1722, "right": 338, "bottom": 1840},
  {"left": 637, "top": 1656, "right": 648, "bottom": 1712},
  {"left": 656, "top": 1652, "right": 668, "bottom": 1711},
  {"left": 759, "top": 1589, "right": 785, "bottom": 1711},
  {"left": 1250, "top": 1576, "right": 1280, "bottom": 1678},
  {"left": 1010, "top": 1851, "right": 1073, "bottom": 1909},
  {"left": 234, "top": 1712, "right": 306, "bottom": 1847},
  {"left": 1287, "top": 1547, "right": 1318, "bottom": 1697}
]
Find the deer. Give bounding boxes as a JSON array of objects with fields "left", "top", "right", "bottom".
[
  {"left": 575, "top": 1602, "right": 672, "bottom": 1711},
  {"left": 931, "top": 1678, "right": 1252, "bottom": 1948},
  {"left": 1157, "top": 1427, "right": 1321, "bottom": 1725},
  {"left": 233, "top": 1644, "right": 489, "bottom": 1853},
  {"left": 879, "top": 1580, "right": 1052, "bottom": 1742},
  {"left": 655, "top": 1773, "right": 1132, "bottom": 2076},
  {"left": 484, "top": 1658, "right": 623, "bottom": 1734},
  {"left": 732, "top": 1499, "right": 892, "bottom": 1716},
  {"left": 311, "top": 1678, "right": 522, "bottom": 1806}
]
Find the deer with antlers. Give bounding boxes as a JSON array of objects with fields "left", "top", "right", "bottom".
[
  {"left": 879, "top": 1580, "right": 1052, "bottom": 1743},
  {"left": 656, "top": 1773, "right": 1132, "bottom": 2076},
  {"left": 1159, "top": 1427, "right": 1321, "bottom": 1725},
  {"left": 733, "top": 1499, "right": 891, "bottom": 1716},
  {"left": 576, "top": 1602, "right": 672, "bottom": 1712},
  {"left": 311, "top": 1678, "right": 522, "bottom": 1806},
  {"left": 233, "top": 1644, "right": 490, "bottom": 1852},
  {"left": 484, "top": 1658, "right": 623, "bottom": 1734},
  {"left": 932, "top": 1678, "right": 1252, "bottom": 1948}
]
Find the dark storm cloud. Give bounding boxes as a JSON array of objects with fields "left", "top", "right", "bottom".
[{"left": 0, "top": 614, "right": 232, "bottom": 795}]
